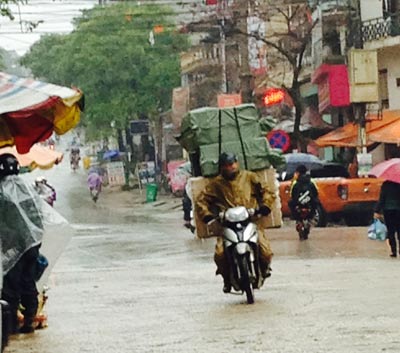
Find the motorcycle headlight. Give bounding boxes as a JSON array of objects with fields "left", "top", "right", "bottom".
[{"left": 225, "top": 206, "right": 249, "bottom": 222}]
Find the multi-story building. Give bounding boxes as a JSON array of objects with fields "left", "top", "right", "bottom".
[
  {"left": 303, "top": 0, "right": 356, "bottom": 127},
  {"left": 360, "top": 0, "right": 400, "bottom": 110},
  {"left": 309, "top": 0, "right": 400, "bottom": 161}
]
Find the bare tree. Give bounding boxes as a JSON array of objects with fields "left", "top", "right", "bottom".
[{"left": 232, "top": 0, "right": 318, "bottom": 149}]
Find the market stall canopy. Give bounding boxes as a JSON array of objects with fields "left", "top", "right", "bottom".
[
  {"left": 0, "top": 145, "right": 63, "bottom": 171},
  {"left": 315, "top": 110, "right": 400, "bottom": 147},
  {"left": 0, "top": 72, "right": 83, "bottom": 154}
]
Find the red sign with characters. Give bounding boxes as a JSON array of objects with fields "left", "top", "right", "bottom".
[{"left": 263, "top": 88, "right": 285, "bottom": 106}]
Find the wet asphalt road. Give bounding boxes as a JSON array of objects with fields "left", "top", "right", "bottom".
[{"left": 6, "top": 156, "right": 400, "bottom": 353}]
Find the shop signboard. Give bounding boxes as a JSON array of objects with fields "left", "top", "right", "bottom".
[
  {"left": 217, "top": 94, "right": 242, "bottom": 108},
  {"left": 106, "top": 161, "right": 125, "bottom": 186}
]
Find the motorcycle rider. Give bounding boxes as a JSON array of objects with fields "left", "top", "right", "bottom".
[
  {"left": 87, "top": 166, "right": 103, "bottom": 202},
  {"left": 196, "top": 152, "right": 276, "bottom": 293},
  {"left": 288, "top": 164, "right": 319, "bottom": 223},
  {"left": 0, "top": 154, "right": 43, "bottom": 334},
  {"left": 33, "top": 177, "right": 56, "bottom": 206},
  {"left": 70, "top": 146, "right": 80, "bottom": 169}
]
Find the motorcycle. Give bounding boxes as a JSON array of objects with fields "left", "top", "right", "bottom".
[
  {"left": 87, "top": 171, "right": 103, "bottom": 203},
  {"left": 90, "top": 187, "right": 101, "bottom": 203},
  {"left": 34, "top": 180, "right": 56, "bottom": 207},
  {"left": 70, "top": 153, "right": 80, "bottom": 171},
  {"left": 218, "top": 206, "right": 264, "bottom": 304},
  {"left": 295, "top": 205, "right": 312, "bottom": 240}
]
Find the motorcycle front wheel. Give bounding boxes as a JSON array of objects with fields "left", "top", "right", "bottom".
[{"left": 238, "top": 255, "right": 254, "bottom": 304}]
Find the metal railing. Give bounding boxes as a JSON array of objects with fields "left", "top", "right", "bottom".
[{"left": 362, "top": 12, "right": 400, "bottom": 42}]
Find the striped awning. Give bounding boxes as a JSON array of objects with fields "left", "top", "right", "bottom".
[{"left": 0, "top": 72, "right": 83, "bottom": 154}]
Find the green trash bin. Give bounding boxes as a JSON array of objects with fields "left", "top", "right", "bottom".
[{"left": 146, "top": 183, "right": 158, "bottom": 202}]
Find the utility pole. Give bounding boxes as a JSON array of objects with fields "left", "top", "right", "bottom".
[
  {"left": 218, "top": 0, "right": 228, "bottom": 93},
  {"left": 220, "top": 18, "right": 228, "bottom": 93},
  {"left": 236, "top": 0, "right": 253, "bottom": 102},
  {"left": 352, "top": 0, "right": 367, "bottom": 153}
]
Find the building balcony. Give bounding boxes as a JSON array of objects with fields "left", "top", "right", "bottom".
[
  {"left": 362, "top": 12, "right": 400, "bottom": 45},
  {"left": 180, "top": 44, "right": 222, "bottom": 74},
  {"left": 311, "top": 38, "right": 346, "bottom": 69}
]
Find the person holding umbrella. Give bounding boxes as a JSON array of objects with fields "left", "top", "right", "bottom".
[{"left": 371, "top": 159, "right": 400, "bottom": 257}]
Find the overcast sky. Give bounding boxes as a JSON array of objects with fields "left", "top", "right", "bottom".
[{"left": 0, "top": 0, "right": 97, "bottom": 56}]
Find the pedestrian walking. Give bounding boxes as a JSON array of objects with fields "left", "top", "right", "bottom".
[{"left": 374, "top": 180, "right": 400, "bottom": 257}]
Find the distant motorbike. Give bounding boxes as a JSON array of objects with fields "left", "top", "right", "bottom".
[
  {"left": 294, "top": 190, "right": 315, "bottom": 241},
  {"left": 70, "top": 154, "right": 80, "bottom": 171},
  {"left": 295, "top": 205, "right": 312, "bottom": 240},
  {"left": 217, "top": 206, "right": 265, "bottom": 304},
  {"left": 87, "top": 172, "right": 102, "bottom": 203},
  {"left": 34, "top": 178, "right": 56, "bottom": 207}
]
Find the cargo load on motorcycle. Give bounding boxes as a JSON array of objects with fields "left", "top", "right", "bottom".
[{"left": 176, "top": 103, "right": 285, "bottom": 238}]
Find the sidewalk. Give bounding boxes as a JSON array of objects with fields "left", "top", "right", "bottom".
[{"left": 100, "top": 184, "right": 183, "bottom": 215}]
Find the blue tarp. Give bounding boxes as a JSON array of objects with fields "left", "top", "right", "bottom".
[{"left": 103, "top": 150, "right": 120, "bottom": 160}]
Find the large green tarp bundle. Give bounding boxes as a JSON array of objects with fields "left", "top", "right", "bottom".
[
  {"left": 176, "top": 103, "right": 285, "bottom": 176},
  {"left": 177, "top": 104, "right": 262, "bottom": 152},
  {"left": 200, "top": 138, "right": 284, "bottom": 177}
]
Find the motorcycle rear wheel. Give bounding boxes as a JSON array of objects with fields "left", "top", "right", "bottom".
[
  {"left": 299, "top": 227, "right": 310, "bottom": 240},
  {"left": 238, "top": 256, "right": 254, "bottom": 304}
]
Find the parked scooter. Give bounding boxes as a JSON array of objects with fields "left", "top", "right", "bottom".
[{"left": 217, "top": 206, "right": 265, "bottom": 304}]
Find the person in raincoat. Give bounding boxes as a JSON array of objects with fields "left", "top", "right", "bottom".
[
  {"left": 288, "top": 164, "right": 319, "bottom": 222},
  {"left": 0, "top": 153, "right": 44, "bottom": 334},
  {"left": 87, "top": 166, "right": 103, "bottom": 203},
  {"left": 196, "top": 152, "right": 275, "bottom": 293},
  {"left": 374, "top": 180, "right": 400, "bottom": 257}
]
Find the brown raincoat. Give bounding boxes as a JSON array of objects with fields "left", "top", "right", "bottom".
[{"left": 196, "top": 169, "right": 276, "bottom": 280}]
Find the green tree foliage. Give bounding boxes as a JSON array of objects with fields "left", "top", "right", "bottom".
[
  {"left": 20, "top": 3, "right": 189, "bottom": 138},
  {"left": 0, "top": 0, "right": 26, "bottom": 20},
  {"left": 1, "top": 0, "right": 28, "bottom": 67}
]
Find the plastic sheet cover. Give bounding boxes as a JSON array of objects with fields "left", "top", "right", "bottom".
[
  {"left": 0, "top": 176, "right": 44, "bottom": 274},
  {"left": 37, "top": 200, "right": 73, "bottom": 291},
  {"left": 0, "top": 176, "right": 73, "bottom": 281}
]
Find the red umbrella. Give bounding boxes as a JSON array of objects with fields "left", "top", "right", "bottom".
[
  {"left": 369, "top": 158, "right": 400, "bottom": 184},
  {"left": 0, "top": 72, "right": 83, "bottom": 154}
]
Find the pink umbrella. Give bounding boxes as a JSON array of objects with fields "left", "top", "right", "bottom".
[{"left": 369, "top": 158, "right": 400, "bottom": 184}]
